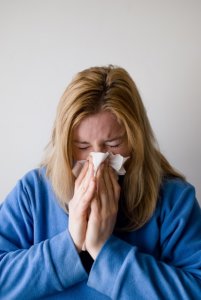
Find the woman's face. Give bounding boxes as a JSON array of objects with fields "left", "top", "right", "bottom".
[{"left": 72, "top": 110, "right": 131, "bottom": 160}]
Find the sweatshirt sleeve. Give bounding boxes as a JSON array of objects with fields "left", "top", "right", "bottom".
[
  {"left": 87, "top": 182, "right": 201, "bottom": 299},
  {"left": 0, "top": 180, "right": 88, "bottom": 299}
]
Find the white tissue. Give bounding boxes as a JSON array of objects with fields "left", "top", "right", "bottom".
[
  {"left": 75, "top": 152, "right": 129, "bottom": 176},
  {"left": 91, "top": 152, "right": 129, "bottom": 175}
]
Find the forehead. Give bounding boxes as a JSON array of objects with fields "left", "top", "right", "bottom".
[{"left": 73, "top": 111, "right": 125, "bottom": 140}]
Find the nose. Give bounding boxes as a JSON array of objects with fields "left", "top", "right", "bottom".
[{"left": 93, "top": 144, "right": 105, "bottom": 153}]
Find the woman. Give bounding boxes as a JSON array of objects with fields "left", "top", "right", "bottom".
[{"left": 0, "top": 65, "right": 201, "bottom": 299}]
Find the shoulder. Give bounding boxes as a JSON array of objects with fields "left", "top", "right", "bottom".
[
  {"left": 160, "top": 177, "right": 195, "bottom": 200},
  {"left": 19, "top": 167, "right": 50, "bottom": 191},
  {"left": 17, "top": 167, "right": 52, "bottom": 192},
  {"left": 20, "top": 167, "right": 48, "bottom": 184},
  {"left": 1, "top": 167, "right": 55, "bottom": 211},
  {"left": 158, "top": 177, "right": 200, "bottom": 222},
  {"left": 19, "top": 167, "right": 56, "bottom": 205}
]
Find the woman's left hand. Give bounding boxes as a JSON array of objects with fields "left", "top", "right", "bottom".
[{"left": 85, "top": 162, "right": 120, "bottom": 259}]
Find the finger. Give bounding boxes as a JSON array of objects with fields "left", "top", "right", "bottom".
[
  {"left": 72, "top": 161, "right": 84, "bottom": 178},
  {"left": 102, "top": 163, "right": 115, "bottom": 210},
  {"left": 90, "top": 195, "right": 100, "bottom": 217},
  {"left": 96, "top": 163, "right": 104, "bottom": 207},
  {"left": 96, "top": 163, "right": 109, "bottom": 212},
  {"left": 75, "top": 160, "right": 89, "bottom": 188},
  {"left": 82, "top": 178, "right": 96, "bottom": 205},
  {"left": 79, "top": 161, "right": 94, "bottom": 193},
  {"left": 108, "top": 166, "right": 121, "bottom": 203},
  {"left": 71, "top": 162, "right": 95, "bottom": 213},
  {"left": 71, "top": 178, "right": 96, "bottom": 217}
]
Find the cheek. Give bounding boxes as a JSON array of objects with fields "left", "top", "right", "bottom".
[
  {"left": 73, "top": 148, "right": 91, "bottom": 161},
  {"left": 123, "top": 146, "right": 132, "bottom": 157},
  {"left": 114, "top": 145, "right": 131, "bottom": 157}
]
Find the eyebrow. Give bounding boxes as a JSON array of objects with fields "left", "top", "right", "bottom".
[
  {"left": 105, "top": 136, "right": 125, "bottom": 143},
  {"left": 73, "top": 141, "right": 90, "bottom": 144},
  {"left": 73, "top": 135, "right": 125, "bottom": 144}
]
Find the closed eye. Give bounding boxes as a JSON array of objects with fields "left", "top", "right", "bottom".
[
  {"left": 77, "top": 146, "right": 89, "bottom": 150},
  {"left": 107, "top": 143, "right": 121, "bottom": 148}
]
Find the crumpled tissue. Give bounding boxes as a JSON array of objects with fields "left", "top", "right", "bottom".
[{"left": 73, "top": 152, "right": 129, "bottom": 177}]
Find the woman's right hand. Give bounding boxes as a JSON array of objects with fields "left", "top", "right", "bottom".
[{"left": 68, "top": 160, "right": 96, "bottom": 252}]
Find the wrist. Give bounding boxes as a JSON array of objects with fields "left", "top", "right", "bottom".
[
  {"left": 88, "top": 245, "right": 102, "bottom": 260},
  {"left": 68, "top": 228, "right": 83, "bottom": 253}
]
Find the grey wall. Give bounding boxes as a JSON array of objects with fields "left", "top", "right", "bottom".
[{"left": 0, "top": 0, "right": 200, "bottom": 203}]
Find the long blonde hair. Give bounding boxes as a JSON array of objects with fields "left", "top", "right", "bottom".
[{"left": 42, "top": 65, "right": 184, "bottom": 231}]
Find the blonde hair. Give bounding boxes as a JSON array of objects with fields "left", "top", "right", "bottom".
[{"left": 42, "top": 65, "right": 184, "bottom": 231}]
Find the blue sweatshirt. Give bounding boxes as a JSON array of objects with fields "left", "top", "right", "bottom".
[{"left": 0, "top": 168, "right": 201, "bottom": 299}]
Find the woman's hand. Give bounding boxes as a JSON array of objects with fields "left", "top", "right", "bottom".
[
  {"left": 68, "top": 160, "right": 96, "bottom": 252},
  {"left": 85, "top": 162, "right": 120, "bottom": 259}
]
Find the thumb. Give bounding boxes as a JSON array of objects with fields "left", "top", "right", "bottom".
[{"left": 72, "top": 161, "right": 84, "bottom": 178}]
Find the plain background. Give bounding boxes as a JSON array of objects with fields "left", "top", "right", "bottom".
[{"left": 0, "top": 0, "right": 200, "bottom": 204}]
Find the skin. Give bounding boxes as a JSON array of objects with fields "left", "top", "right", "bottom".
[{"left": 68, "top": 110, "right": 130, "bottom": 259}]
